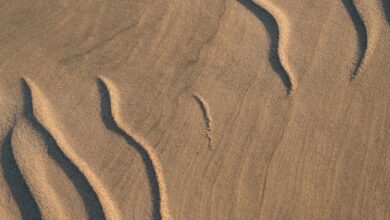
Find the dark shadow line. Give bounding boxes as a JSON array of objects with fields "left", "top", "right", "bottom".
[
  {"left": 1, "top": 128, "right": 42, "bottom": 220},
  {"left": 192, "top": 95, "right": 211, "bottom": 129},
  {"left": 342, "top": 0, "right": 368, "bottom": 79},
  {"left": 21, "top": 80, "right": 106, "bottom": 220},
  {"left": 383, "top": 0, "right": 390, "bottom": 25},
  {"left": 97, "top": 79, "right": 162, "bottom": 220},
  {"left": 192, "top": 94, "right": 213, "bottom": 149},
  {"left": 237, "top": 0, "right": 292, "bottom": 93}
]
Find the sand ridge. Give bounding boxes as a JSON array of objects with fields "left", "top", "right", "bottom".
[
  {"left": 98, "top": 76, "right": 172, "bottom": 220},
  {"left": 238, "top": 0, "right": 295, "bottom": 94}
]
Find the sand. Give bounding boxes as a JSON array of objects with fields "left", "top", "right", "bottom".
[{"left": 0, "top": 0, "right": 390, "bottom": 219}]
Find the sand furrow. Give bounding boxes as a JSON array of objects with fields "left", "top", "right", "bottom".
[
  {"left": 22, "top": 78, "right": 120, "bottom": 220},
  {"left": 97, "top": 76, "right": 171, "bottom": 220},
  {"left": 342, "top": 0, "right": 368, "bottom": 80},
  {"left": 237, "top": 0, "right": 295, "bottom": 94}
]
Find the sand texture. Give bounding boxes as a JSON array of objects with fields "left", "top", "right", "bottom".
[{"left": 1, "top": 0, "right": 390, "bottom": 219}]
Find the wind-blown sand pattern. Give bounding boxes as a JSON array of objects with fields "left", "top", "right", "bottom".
[
  {"left": 21, "top": 79, "right": 120, "bottom": 220},
  {"left": 12, "top": 119, "right": 80, "bottom": 219},
  {"left": 1, "top": 0, "right": 390, "bottom": 219}
]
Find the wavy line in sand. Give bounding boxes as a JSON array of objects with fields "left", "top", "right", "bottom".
[
  {"left": 22, "top": 78, "right": 121, "bottom": 220},
  {"left": 342, "top": 0, "right": 368, "bottom": 80},
  {"left": 18, "top": 82, "right": 106, "bottom": 219},
  {"left": 238, "top": 0, "right": 296, "bottom": 94},
  {"left": 1, "top": 128, "right": 42, "bottom": 220},
  {"left": 97, "top": 76, "right": 171, "bottom": 220},
  {"left": 11, "top": 120, "right": 73, "bottom": 219},
  {"left": 192, "top": 94, "right": 214, "bottom": 150}
]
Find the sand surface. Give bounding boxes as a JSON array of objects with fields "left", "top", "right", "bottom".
[{"left": 1, "top": 0, "right": 390, "bottom": 219}]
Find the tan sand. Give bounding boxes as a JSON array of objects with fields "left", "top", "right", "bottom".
[{"left": 0, "top": 0, "right": 390, "bottom": 219}]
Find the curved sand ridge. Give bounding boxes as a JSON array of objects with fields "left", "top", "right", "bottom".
[
  {"left": 22, "top": 78, "right": 121, "bottom": 220},
  {"left": 11, "top": 120, "right": 72, "bottom": 219},
  {"left": 344, "top": 0, "right": 383, "bottom": 81},
  {"left": 342, "top": 0, "right": 368, "bottom": 80},
  {"left": 238, "top": 0, "right": 297, "bottom": 94},
  {"left": 98, "top": 76, "right": 172, "bottom": 220},
  {"left": 1, "top": 128, "right": 42, "bottom": 220}
]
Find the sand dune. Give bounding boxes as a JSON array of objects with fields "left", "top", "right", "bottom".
[{"left": 1, "top": 0, "right": 390, "bottom": 219}]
